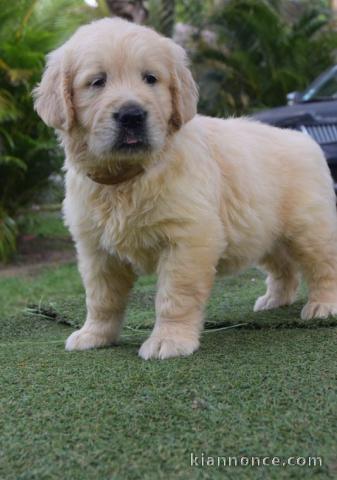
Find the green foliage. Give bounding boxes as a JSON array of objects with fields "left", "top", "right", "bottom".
[
  {"left": 17, "top": 210, "right": 68, "bottom": 238},
  {"left": 0, "top": 209, "right": 17, "bottom": 260},
  {"left": 147, "top": 0, "right": 214, "bottom": 33},
  {"left": 175, "top": 0, "right": 214, "bottom": 27},
  {"left": 0, "top": 0, "right": 99, "bottom": 261},
  {"left": 193, "top": 0, "right": 337, "bottom": 116}
]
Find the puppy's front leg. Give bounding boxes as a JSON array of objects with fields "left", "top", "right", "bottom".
[
  {"left": 139, "top": 244, "right": 218, "bottom": 360},
  {"left": 66, "top": 242, "right": 135, "bottom": 351}
]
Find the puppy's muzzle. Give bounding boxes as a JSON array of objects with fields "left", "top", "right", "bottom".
[{"left": 113, "top": 103, "right": 149, "bottom": 151}]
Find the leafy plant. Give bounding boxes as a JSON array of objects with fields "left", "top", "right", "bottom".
[
  {"left": 0, "top": 0, "right": 99, "bottom": 261},
  {"left": 192, "top": 0, "right": 337, "bottom": 116},
  {"left": 0, "top": 208, "right": 17, "bottom": 260}
]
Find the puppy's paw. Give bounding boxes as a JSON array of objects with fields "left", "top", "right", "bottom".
[
  {"left": 139, "top": 334, "right": 199, "bottom": 360},
  {"left": 301, "top": 302, "right": 337, "bottom": 320},
  {"left": 254, "top": 294, "right": 285, "bottom": 312},
  {"left": 65, "top": 328, "right": 116, "bottom": 351}
]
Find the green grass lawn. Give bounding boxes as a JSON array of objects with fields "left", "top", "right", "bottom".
[
  {"left": 1, "top": 261, "right": 336, "bottom": 479},
  {"left": 17, "top": 210, "right": 69, "bottom": 239}
]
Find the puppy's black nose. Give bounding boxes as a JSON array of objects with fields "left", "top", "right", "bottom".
[{"left": 114, "top": 104, "right": 147, "bottom": 128}]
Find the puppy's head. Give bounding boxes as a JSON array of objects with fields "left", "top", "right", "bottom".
[{"left": 33, "top": 18, "right": 198, "bottom": 171}]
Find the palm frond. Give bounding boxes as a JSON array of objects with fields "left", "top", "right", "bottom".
[
  {"left": 0, "top": 210, "right": 17, "bottom": 262},
  {"left": 0, "top": 155, "right": 28, "bottom": 171},
  {"left": 0, "top": 0, "right": 91, "bottom": 259},
  {"left": 193, "top": 0, "right": 337, "bottom": 116}
]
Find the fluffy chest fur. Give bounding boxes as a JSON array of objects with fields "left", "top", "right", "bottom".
[
  {"left": 63, "top": 164, "right": 200, "bottom": 273},
  {"left": 96, "top": 188, "right": 167, "bottom": 272}
]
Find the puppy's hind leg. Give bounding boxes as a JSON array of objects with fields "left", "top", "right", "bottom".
[
  {"left": 290, "top": 224, "right": 337, "bottom": 321},
  {"left": 254, "top": 245, "right": 300, "bottom": 312}
]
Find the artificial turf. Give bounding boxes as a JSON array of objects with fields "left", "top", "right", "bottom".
[{"left": 0, "top": 262, "right": 336, "bottom": 479}]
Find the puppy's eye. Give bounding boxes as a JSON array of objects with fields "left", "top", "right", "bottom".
[
  {"left": 143, "top": 73, "right": 157, "bottom": 85},
  {"left": 90, "top": 75, "right": 106, "bottom": 88}
]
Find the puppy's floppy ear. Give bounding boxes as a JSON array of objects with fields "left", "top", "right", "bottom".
[
  {"left": 33, "top": 47, "right": 74, "bottom": 131},
  {"left": 168, "top": 42, "right": 198, "bottom": 131}
]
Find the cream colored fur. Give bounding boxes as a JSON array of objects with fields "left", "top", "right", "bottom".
[{"left": 34, "top": 18, "right": 337, "bottom": 359}]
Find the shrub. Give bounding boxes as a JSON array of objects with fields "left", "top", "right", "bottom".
[
  {"left": 193, "top": 0, "right": 337, "bottom": 116},
  {"left": 0, "top": 0, "right": 98, "bottom": 260}
]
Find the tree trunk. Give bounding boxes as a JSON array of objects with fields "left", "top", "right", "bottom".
[{"left": 105, "top": 0, "right": 148, "bottom": 24}]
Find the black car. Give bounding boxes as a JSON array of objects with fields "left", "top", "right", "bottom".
[{"left": 252, "top": 65, "right": 337, "bottom": 191}]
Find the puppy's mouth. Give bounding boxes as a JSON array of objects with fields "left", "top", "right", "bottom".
[{"left": 115, "top": 128, "right": 150, "bottom": 152}]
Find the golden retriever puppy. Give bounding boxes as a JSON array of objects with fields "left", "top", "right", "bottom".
[{"left": 34, "top": 18, "right": 337, "bottom": 359}]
